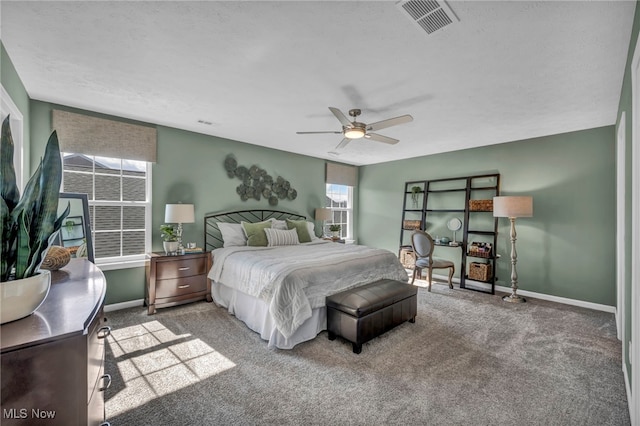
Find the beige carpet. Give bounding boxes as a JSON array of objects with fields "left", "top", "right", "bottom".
[{"left": 104, "top": 282, "right": 630, "bottom": 425}]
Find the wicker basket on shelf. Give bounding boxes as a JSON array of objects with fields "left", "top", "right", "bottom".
[
  {"left": 468, "top": 250, "right": 492, "bottom": 258},
  {"left": 402, "top": 220, "right": 421, "bottom": 230},
  {"left": 469, "top": 199, "right": 493, "bottom": 211},
  {"left": 469, "top": 262, "right": 492, "bottom": 281},
  {"left": 399, "top": 248, "right": 416, "bottom": 268}
]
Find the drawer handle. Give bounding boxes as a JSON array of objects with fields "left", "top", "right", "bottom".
[
  {"left": 99, "top": 374, "right": 112, "bottom": 391},
  {"left": 178, "top": 284, "right": 190, "bottom": 289},
  {"left": 99, "top": 423, "right": 111, "bottom": 426},
  {"left": 97, "top": 326, "right": 112, "bottom": 339},
  {"left": 178, "top": 267, "right": 191, "bottom": 271}
]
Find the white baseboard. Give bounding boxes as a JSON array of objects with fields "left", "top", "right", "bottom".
[
  {"left": 104, "top": 299, "right": 145, "bottom": 312},
  {"left": 427, "top": 273, "right": 616, "bottom": 313}
]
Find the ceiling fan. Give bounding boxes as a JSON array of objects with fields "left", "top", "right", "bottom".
[{"left": 297, "top": 107, "right": 413, "bottom": 150}]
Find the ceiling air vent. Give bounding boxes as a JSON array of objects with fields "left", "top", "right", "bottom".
[{"left": 397, "top": 0, "right": 459, "bottom": 35}]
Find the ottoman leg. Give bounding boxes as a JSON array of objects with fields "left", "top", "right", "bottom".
[
  {"left": 328, "top": 331, "right": 336, "bottom": 341},
  {"left": 352, "top": 343, "right": 362, "bottom": 354},
  {"left": 409, "top": 316, "right": 416, "bottom": 323}
]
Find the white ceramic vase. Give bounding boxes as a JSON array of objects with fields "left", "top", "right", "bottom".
[
  {"left": 0, "top": 270, "right": 51, "bottom": 324},
  {"left": 163, "top": 241, "right": 179, "bottom": 255}
]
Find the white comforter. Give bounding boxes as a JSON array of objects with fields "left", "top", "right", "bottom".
[{"left": 208, "top": 241, "right": 408, "bottom": 338}]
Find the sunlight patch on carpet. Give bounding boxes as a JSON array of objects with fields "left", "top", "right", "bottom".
[{"left": 107, "top": 320, "right": 236, "bottom": 416}]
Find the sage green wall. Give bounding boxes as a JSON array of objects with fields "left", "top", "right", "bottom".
[
  {"left": 358, "top": 126, "right": 616, "bottom": 306},
  {"left": 615, "top": 0, "right": 640, "bottom": 395},
  {"left": 1, "top": 41, "right": 31, "bottom": 175},
  {"left": 29, "top": 101, "right": 327, "bottom": 305}
]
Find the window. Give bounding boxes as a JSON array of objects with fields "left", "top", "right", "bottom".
[
  {"left": 62, "top": 153, "right": 151, "bottom": 264},
  {"left": 325, "top": 184, "right": 353, "bottom": 240}
]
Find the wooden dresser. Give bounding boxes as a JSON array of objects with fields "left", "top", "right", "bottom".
[
  {"left": 1, "top": 259, "right": 109, "bottom": 425},
  {"left": 145, "top": 252, "right": 212, "bottom": 315}
]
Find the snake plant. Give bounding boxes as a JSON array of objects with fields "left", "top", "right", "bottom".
[{"left": 1, "top": 115, "right": 70, "bottom": 282}]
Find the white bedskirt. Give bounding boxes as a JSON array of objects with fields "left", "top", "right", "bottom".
[{"left": 211, "top": 281, "right": 327, "bottom": 350}]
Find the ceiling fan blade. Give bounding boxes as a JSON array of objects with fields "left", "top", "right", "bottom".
[
  {"left": 365, "top": 133, "right": 399, "bottom": 145},
  {"left": 296, "top": 131, "right": 342, "bottom": 135},
  {"left": 329, "top": 107, "right": 352, "bottom": 127},
  {"left": 335, "top": 138, "right": 351, "bottom": 149},
  {"left": 367, "top": 114, "right": 413, "bottom": 132}
]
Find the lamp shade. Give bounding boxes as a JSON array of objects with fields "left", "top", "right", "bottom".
[
  {"left": 315, "top": 208, "right": 332, "bottom": 221},
  {"left": 165, "top": 204, "right": 195, "bottom": 223},
  {"left": 493, "top": 196, "right": 533, "bottom": 218}
]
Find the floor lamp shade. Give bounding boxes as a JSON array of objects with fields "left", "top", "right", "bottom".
[
  {"left": 493, "top": 196, "right": 533, "bottom": 218},
  {"left": 165, "top": 204, "right": 195, "bottom": 224},
  {"left": 315, "top": 208, "right": 332, "bottom": 221}
]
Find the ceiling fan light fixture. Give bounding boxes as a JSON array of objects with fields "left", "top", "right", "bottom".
[{"left": 344, "top": 122, "right": 366, "bottom": 139}]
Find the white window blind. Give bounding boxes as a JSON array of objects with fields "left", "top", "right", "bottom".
[{"left": 52, "top": 109, "right": 157, "bottom": 163}]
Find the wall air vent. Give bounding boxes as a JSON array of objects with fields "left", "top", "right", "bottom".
[{"left": 397, "top": 0, "right": 459, "bottom": 35}]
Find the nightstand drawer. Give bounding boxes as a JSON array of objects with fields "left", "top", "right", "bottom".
[
  {"left": 156, "top": 274, "right": 207, "bottom": 298},
  {"left": 156, "top": 257, "right": 206, "bottom": 280}
]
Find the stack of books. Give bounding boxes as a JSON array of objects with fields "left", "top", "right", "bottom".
[{"left": 183, "top": 247, "right": 204, "bottom": 254}]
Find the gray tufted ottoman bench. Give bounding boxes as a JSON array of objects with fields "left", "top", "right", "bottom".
[{"left": 326, "top": 279, "right": 417, "bottom": 354}]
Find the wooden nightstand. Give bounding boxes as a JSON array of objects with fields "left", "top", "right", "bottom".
[{"left": 145, "top": 252, "right": 212, "bottom": 315}]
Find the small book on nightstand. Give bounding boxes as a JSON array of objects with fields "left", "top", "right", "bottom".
[{"left": 183, "top": 247, "right": 204, "bottom": 254}]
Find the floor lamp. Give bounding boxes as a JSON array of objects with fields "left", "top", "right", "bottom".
[
  {"left": 165, "top": 203, "right": 195, "bottom": 254},
  {"left": 493, "top": 196, "right": 533, "bottom": 303}
]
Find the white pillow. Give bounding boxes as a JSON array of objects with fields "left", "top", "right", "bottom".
[
  {"left": 218, "top": 222, "right": 247, "bottom": 247},
  {"left": 306, "top": 221, "right": 320, "bottom": 240},
  {"left": 269, "top": 218, "right": 289, "bottom": 230},
  {"left": 264, "top": 228, "right": 300, "bottom": 247}
]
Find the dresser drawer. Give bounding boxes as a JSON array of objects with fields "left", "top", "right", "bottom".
[
  {"left": 88, "top": 363, "right": 108, "bottom": 426},
  {"left": 155, "top": 257, "right": 206, "bottom": 280},
  {"left": 87, "top": 310, "right": 108, "bottom": 403},
  {"left": 156, "top": 274, "right": 207, "bottom": 299}
]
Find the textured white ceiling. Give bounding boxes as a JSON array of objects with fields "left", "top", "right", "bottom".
[{"left": 0, "top": 1, "right": 635, "bottom": 165}]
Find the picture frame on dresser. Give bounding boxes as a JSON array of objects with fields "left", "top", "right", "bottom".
[{"left": 54, "top": 192, "right": 95, "bottom": 262}]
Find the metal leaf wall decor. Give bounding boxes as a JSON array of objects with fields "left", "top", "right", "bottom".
[{"left": 224, "top": 155, "right": 298, "bottom": 205}]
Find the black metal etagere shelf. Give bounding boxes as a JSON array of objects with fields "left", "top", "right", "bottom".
[{"left": 399, "top": 173, "right": 501, "bottom": 294}]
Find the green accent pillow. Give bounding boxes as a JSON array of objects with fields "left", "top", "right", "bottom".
[
  {"left": 286, "top": 219, "right": 312, "bottom": 243},
  {"left": 241, "top": 220, "right": 272, "bottom": 247}
]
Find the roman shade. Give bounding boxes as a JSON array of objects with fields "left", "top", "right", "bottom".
[
  {"left": 52, "top": 109, "right": 157, "bottom": 162},
  {"left": 325, "top": 162, "right": 358, "bottom": 187}
]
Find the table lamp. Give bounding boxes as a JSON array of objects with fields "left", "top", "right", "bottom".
[
  {"left": 165, "top": 203, "right": 195, "bottom": 254},
  {"left": 315, "top": 208, "right": 332, "bottom": 237}
]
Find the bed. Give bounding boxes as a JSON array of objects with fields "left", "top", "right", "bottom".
[{"left": 204, "top": 209, "right": 409, "bottom": 349}]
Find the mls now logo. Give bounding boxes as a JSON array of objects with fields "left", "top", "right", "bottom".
[{"left": 3, "top": 408, "right": 56, "bottom": 419}]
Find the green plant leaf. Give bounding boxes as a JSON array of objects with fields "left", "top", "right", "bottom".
[
  {"left": 1, "top": 115, "right": 20, "bottom": 212},
  {"left": 1, "top": 119, "right": 66, "bottom": 281},
  {"left": 14, "top": 210, "right": 31, "bottom": 279},
  {"left": 7, "top": 131, "right": 66, "bottom": 279},
  {"left": 0, "top": 197, "right": 16, "bottom": 281}
]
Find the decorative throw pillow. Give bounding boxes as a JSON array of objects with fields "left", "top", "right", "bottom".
[
  {"left": 218, "top": 222, "right": 247, "bottom": 247},
  {"left": 269, "top": 218, "right": 288, "bottom": 230},
  {"left": 241, "top": 220, "right": 272, "bottom": 247},
  {"left": 264, "top": 228, "right": 300, "bottom": 247},
  {"left": 286, "top": 219, "right": 312, "bottom": 243},
  {"left": 306, "top": 221, "right": 319, "bottom": 240}
]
